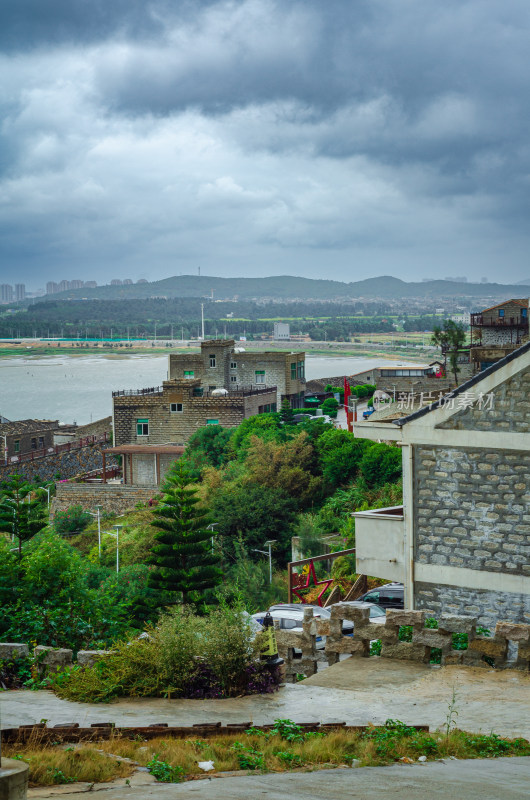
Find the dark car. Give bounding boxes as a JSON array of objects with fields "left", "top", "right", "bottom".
[{"left": 356, "top": 582, "right": 404, "bottom": 610}]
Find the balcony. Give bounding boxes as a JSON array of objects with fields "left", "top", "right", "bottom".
[
  {"left": 471, "top": 313, "right": 528, "bottom": 330},
  {"left": 353, "top": 505, "right": 405, "bottom": 583}
]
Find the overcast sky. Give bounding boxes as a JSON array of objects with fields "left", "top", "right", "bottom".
[{"left": 1, "top": 0, "right": 530, "bottom": 289}]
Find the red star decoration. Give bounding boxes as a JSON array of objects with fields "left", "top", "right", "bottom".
[{"left": 291, "top": 560, "right": 333, "bottom": 607}]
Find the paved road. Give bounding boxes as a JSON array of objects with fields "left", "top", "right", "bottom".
[
  {"left": 4, "top": 661, "right": 529, "bottom": 739},
  {"left": 28, "top": 758, "right": 530, "bottom": 800}
]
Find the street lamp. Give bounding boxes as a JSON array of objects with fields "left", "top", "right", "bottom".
[
  {"left": 252, "top": 540, "right": 276, "bottom": 584},
  {"left": 104, "top": 524, "right": 123, "bottom": 573},
  {"left": 87, "top": 505, "right": 102, "bottom": 558},
  {"left": 207, "top": 522, "right": 219, "bottom": 554}
]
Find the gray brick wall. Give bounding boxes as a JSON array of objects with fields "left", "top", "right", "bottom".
[
  {"left": 415, "top": 581, "right": 530, "bottom": 628},
  {"left": 114, "top": 380, "right": 278, "bottom": 446},
  {"left": 438, "top": 365, "right": 530, "bottom": 432},
  {"left": 51, "top": 484, "right": 156, "bottom": 517},
  {"left": 0, "top": 443, "right": 118, "bottom": 483},
  {"left": 414, "top": 445, "right": 530, "bottom": 578}
]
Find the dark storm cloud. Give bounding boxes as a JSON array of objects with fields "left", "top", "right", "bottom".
[{"left": 1, "top": 0, "right": 530, "bottom": 286}]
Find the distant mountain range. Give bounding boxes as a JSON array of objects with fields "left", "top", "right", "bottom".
[{"left": 41, "top": 274, "right": 530, "bottom": 302}]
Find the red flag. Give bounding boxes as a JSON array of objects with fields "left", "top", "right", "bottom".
[{"left": 344, "top": 377, "right": 351, "bottom": 411}]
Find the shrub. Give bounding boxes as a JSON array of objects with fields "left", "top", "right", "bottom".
[
  {"left": 54, "top": 505, "right": 92, "bottom": 534},
  {"left": 52, "top": 605, "right": 282, "bottom": 703}
]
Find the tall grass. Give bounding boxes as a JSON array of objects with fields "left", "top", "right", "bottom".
[{"left": 5, "top": 722, "right": 529, "bottom": 786}]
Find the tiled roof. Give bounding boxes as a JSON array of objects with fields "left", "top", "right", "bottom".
[
  {"left": 0, "top": 419, "right": 59, "bottom": 436},
  {"left": 394, "top": 339, "right": 530, "bottom": 427},
  {"left": 480, "top": 298, "right": 528, "bottom": 314}
]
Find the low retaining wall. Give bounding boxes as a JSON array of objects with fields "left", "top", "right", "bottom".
[
  {"left": 50, "top": 483, "right": 157, "bottom": 517},
  {"left": 275, "top": 607, "right": 530, "bottom": 682}
]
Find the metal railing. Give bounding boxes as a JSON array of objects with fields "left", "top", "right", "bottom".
[
  {"left": 112, "top": 386, "right": 163, "bottom": 397},
  {"left": 4, "top": 433, "right": 109, "bottom": 465},
  {"left": 471, "top": 313, "right": 528, "bottom": 328}
]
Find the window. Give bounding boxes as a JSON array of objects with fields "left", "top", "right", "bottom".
[
  {"left": 209, "top": 354, "right": 216, "bottom": 368},
  {"left": 255, "top": 370, "right": 265, "bottom": 384},
  {"left": 206, "top": 419, "right": 219, "bottom": 425},
  {"left": 31, "top": 438, "right": 37, "bottom": 449},
  {"left": 297, "top": 361, "right": 305, "bottom": 379},
  {"left": 281, "top": 618, "right": 300, "bottom": 630},
  {"left": 14, "top": 440, "right": 20, "bottom": 453},
  {"left": 499, "top": 309, "right": 505, "bottom": 317},
  {"left": 184, "top": 370, "right": 194, "bottom": 378},
  {"left": 291, "top": 363, "right": 297, "bottom": 380},
  {"left": 38, "top": 437, "right": 44, "bottom": 449},
  {"left": 230, "top": 361, "right": 237, "bottom": 370},
  {"left": 209, "top": 385, "right": 216, "bottom": 391},
  {"left": 137, "top": 419, "right": 149, "bottom": 436},
  {"left": 230, "top": 375, "right": 237, "bottom": 383},
  {"left": 170, "top": 403, "right": 183, "bottom": 413},
  {"left": 522, "top": 308, "right": 528, "bottom": 318},
  {"left": 259, "top": 403, "right": 277, "bottom": 414}
]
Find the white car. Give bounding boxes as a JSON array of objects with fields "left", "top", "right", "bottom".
[
  {"left": 329, "top": 600, "right": 387, "bottom": 625},
  {"left": 252, "top": 609, "right": 327, "bottom": 650}
]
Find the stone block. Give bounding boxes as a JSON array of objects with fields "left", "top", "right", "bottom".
[
  {"left": 380, "top": 642, "right": 430, "bottom": 663},
  {"left": 314, "top": 620, "right": 330, "bottom": 637},
  {"left": 438, "top": 614, "right": 477, "bottom": 634},
  {"left": 354, "top": 623, "right": 386, "bottom": 641},
  {"left": 494, "top": 622, "right": 530, "bottom": 642},
  {"left": 412, "top": 629, "right": 453, "bottom": 651},
  {"left": 0, "top": 642, "right": 29, "bottom": 659},
  {"left": 386, "top": 610, "right": 426, "bottom": 628},
  {"left": 467, "top": 637, "right": 508, "bottom": 659},
  {"left": 326, "top": 638, "right": 369, "bottom": 656},
  {"left": 34, "top": 646, "right": 73, "bottom": 675},
  {"left": 442, "top": 651, "right": 464, "bottom": 666},
  {"left": 76, "top": 650, "right": 110, "bottom": 668},
  {"left": 332, "top": 604, "right": 370, "bottom": 624}
]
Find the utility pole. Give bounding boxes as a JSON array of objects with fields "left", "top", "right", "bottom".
[{"left": 201, "top": 303, "right": 205, "bottom": 340}]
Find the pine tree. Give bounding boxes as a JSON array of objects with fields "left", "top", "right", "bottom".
[
  {"left": 149, "top": 462, "right": 222, "bottom": 607},
  {"left": 279, "top": 398, "right": 295, "bottom": 424},
  {"left": 0, "top": 474, "right": 47, "bottom": 560}
]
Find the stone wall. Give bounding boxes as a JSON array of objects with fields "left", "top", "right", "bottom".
[
  {"left": 438, "top": 366, "right": 530, "bottom": 432},
  {"left": 414, "top": 445, "right": 530, "bottom": 579},
  {"left": 275, "top": 606, "right": 530, "bottom": 681},
  {"left": 113, "top": 380, "right": 277, "bottom": 446},
  {"left": 51, "top": 483, "right": 157, "bottom": 517},
  {"left": 415, "top": 582, "right": 530, "bottom": 628},
  {"left": 0, "top": 442, "right": 118, "bottom": 483}
]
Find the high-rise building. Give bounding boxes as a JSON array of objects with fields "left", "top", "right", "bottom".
[
  {"left": 69, "top": 280, "right": 84, "bottom": 289},
  {"left": 110, "top": 279, "right": 123, "bottom": 286},
  {"left": 58, "top": 280, "right": 70, "bottom": 292},
  {"left": 123, "top": 278, "right": 133, "bottom": 285},
  {"left": 15, "top": 284, "right": 26, "bottom": 301},
  {"left": 46, "top": 282, "right": 58, "bottom": 294},
  {"left": 1, "top": 284, "right": 14, "bottom": 302},
  {"left": 84, "top": 281, "right": 97, "bottom": 289}
]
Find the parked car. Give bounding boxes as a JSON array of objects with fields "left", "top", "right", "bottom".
[
  {"left": 252, "top": 609, "right": 326, "bottom": 650},
  {"left": 307, "top": 414, "right": 334, "bottom": 425},
  {"left": 356, "top": 583, "right": 404, "bottom": 610},
  {"left": 265, "top": 603, "right": 354, "bottom": 635}
]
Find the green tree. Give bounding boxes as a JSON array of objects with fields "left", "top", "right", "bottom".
[
  {"left": 149, "top": 463, "right": 222, "bottom": 607},
  {"left": 320, "top": 397, "right": 339, "bottom": 418},
  {"left": 431, "top": 320, "right": 467, "bottom": 385},
  {"left": 211, "top": 482, "right": 297, "bottom": 562},
  {"left": 359, "top": 443, "right": 402, "bottom": 489},
  {"left": 0, "top": 475, "right": 47, "bottom": 559},
  {"left": 183, "top": 425, "right": 233, "bottom": 477},
  {"left": 279, "top": 398, "right": 295, "bottom": 424},
  {"left": 316, "top": 429, "right": 370, "bottom": 489}
]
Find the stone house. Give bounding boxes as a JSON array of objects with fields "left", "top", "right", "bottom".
[
  {"left": 168, "top": 339, "right": 306, "bottom": 408},
  {"left": 112, "top": 378, "right": 278, "bottom": 450},
  {"left": 471, "top": 298, "right": 529, "bottom": 373},
  {"left": 0, "top": 419, "right": 59, "bottom": 461},
  {"left": 354, "top": 340, "right": 530, "bottom": 627}
]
